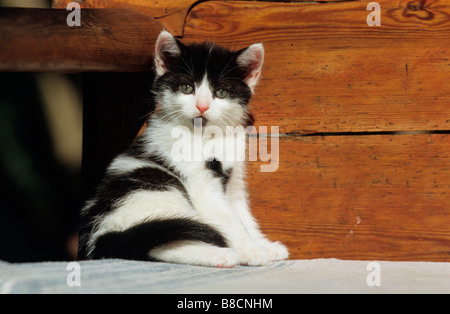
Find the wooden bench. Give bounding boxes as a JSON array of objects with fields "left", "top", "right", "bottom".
[{"left": 2, "top": 0, "right": 449, "bottom": 261}]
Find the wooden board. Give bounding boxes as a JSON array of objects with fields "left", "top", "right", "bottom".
[
  {"left": 0, "top": 8, "right": 163, "bottom": 72},
  {"left": 247, "top": 134, "right": 450, "bottom": 261},
  {"left": 53, "top": 0, "right": 193, "bottom": 35},
  {"left": 182, "top": 0, "right": 450, "bottom": 134},
  {"left": 52, "top": 0, "right": 351, "bottom": 36}
]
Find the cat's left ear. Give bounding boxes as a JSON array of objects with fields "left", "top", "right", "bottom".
[{"left": 236, "top": 43, "right": 264, "bottom": 92}]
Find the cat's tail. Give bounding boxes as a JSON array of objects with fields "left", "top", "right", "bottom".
[{"left": 86, "top": 218, "right": 228, "bottom": 261}]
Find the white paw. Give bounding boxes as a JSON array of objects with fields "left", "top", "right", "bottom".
[
  {"left": 263, "top": 241, "right": 289, "bottom": 261},
  {"left": 236, "top": 245, "right": 270, "bottom": 266},
  {"left": 209, "top": 248, "right": 240, "bottom": 268}
]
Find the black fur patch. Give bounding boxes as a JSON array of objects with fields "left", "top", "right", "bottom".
[
  {"left": 126, "top": 139, "right": 185, "bottom": 183},
  {"left": 87, "top": 166, "right": 186, "bottom": 218},
  {"left": 90, "top": 218, "right": 228, "bottom": 260},
  {"left": 205, "top": 158, "right": 232, "bottom": 188}
]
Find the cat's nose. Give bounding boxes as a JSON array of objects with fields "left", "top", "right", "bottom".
[{"left": 196, "top": 103, "right": 209, "bottom": 115}]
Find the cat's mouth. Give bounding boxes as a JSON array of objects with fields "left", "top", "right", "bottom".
[{"left": 193, "top": 116, "right": 208, "bottom": 127}]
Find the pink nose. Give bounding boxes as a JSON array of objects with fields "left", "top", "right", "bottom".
[{"left": 196, "top": 103, "right": 209, "bottom": 115}]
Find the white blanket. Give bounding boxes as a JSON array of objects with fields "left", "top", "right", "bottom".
[{"left": 1, "top": 259, "right": 449, "bottom": 294}]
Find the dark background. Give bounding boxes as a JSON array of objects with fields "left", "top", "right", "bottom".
[
  {"left": 0, "top": 0, "right": 82, "bottom": 262},
  {"left": 0, "top": 71, "right": 82, "bottom": 262}
]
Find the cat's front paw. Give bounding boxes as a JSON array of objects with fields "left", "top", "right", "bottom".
[
  {"left": 211, "top": 248, "right": 240, "bottom": 268},
  {"left": 262, "top": 241, "right": 289, "bottom": 262},
  {"left": 236, "top": 245, "right": 270, "bottom": 266}
]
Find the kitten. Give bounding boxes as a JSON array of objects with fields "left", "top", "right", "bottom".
[{"left": 78, "top": 30, "right": 289, "bottom": 267}]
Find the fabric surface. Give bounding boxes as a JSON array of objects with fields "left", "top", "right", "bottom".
[{"left": 1, "top": 259, "right": 449, "bottom": 294}]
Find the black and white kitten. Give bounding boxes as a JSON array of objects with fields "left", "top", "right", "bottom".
[{"left": 78, "top": 31, "right": 289, "bottom": 267}]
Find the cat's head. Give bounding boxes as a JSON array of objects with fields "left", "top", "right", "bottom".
[{"left": 153, "top": 30, "right": 263, "bottom": 129}]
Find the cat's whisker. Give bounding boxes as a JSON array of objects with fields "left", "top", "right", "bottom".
[
  {"left": 216, "top": 111, "right": 241, "bottom": 127},
  {"left": 157, "top": 109, "right": 186, "bottom": 123}
]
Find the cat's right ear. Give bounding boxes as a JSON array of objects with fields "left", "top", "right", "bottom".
[
  {"left": 154, "top": 30, "right": 182, "bottom": 76},
  {"left": 236, "top": 43, "right": 264, "bottom": 93}
]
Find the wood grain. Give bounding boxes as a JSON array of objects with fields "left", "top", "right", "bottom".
[
  {"left": 247, "top": 134, "right": 450, "bottom": 261},
  {"left": 52, "top": 0, "right": 351, "bottom": 36},
  {"left": 183, "top": 0, "right": 450, "bottom": 134},
  {"left": 53, "top": 0, "right": 194, "bottom": 35},
  {"left": 0, "top": 8, "right": 162, "bottom": 72}
]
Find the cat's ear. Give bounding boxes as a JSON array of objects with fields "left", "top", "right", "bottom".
[
  {"left": 236, "top": 43, "right": 264, "bottom": 92},
  {"left": 154, "top": 30, "right": 182, "bottom": 76}
]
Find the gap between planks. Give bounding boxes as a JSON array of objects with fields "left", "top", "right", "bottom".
[{"left": 250, "top": 130, "right": 450, "bottom": 138}]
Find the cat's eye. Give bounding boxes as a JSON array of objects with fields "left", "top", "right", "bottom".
[
  {"left": 214, "top": 89, "right": 229, "bottom": 99},
  {"left": 180, "top": 84, "right": 195, "bottom": 94}
]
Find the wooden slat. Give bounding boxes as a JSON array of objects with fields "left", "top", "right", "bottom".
[
  {"left": 0, "top": 8, "right": 162, "bottom": 72},
  {"left": 248, "top": 134, "right": 450, "bottom": 261},
  {"left": 52, "top": 0, "right": 193, "bottom": 36},
  {"left": 52, "top": 0, "right": 351, "bottom": 36},
  {"left": 182, "top": 0, "right": 450, "bottom": 134}
]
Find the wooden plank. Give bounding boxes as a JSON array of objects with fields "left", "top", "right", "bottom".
[
  {"left": 53, "top": 0, "right": 193, "bottom": 36},
  {"left": 0, "top": 8, "right": 163, "bottom": 72},
  {"left": 247, "top": 134, "right": 450, "bottom": 261},
  {"left": 182, "top": 0, "right": 450, "bottom": 133},
  {"left": 52, "top": 0, "right": 351, "bottom": 36}
]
